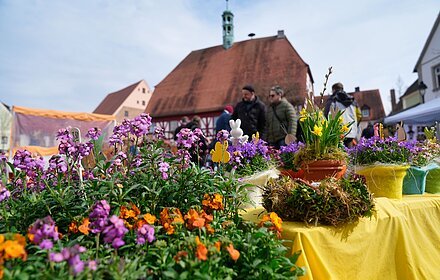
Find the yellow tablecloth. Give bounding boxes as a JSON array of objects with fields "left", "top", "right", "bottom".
[{"left": 241, "top": 194, "right": 440, "bottom": 280}]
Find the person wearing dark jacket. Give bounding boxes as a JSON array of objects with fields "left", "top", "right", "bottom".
[
  {"left": 185, "top": 116, "right": 208, "bottom": 166},
  {"left": 215, "top": 105, "right": 234, "bottom": 133},
  {"left": 361, "top": 122, "right": 375, "bottom": 139},
  {"left": 173, "top": 116, "right": 189, "bottom": 141},
  {"left": 264, "top": 86, "right": 297, "bottom": 149},
  {"left": 231, "top": 85, "right": 266, "bottom": 139}
]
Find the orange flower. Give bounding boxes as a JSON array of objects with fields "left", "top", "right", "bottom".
[
  {"left": 226, "top": 244, "right": 240, "bottom": 262},
  {"left": 173, "top": 251, "right": 188, "bottom": 262},
  {"left": 143, "top": 213, "right": 156, "bottom": 225},
  {"left": 184, "top": 209, "right": 205, "bottom": 230},
  {"left": 160, "top": 208, "right": 184, "bottom": 235},
  {"left": 79, "top": 218, "right": 90, "bottom": 235},
  {"left": 214, "top": 241, "right": 221, "bottom": 252},
  {"left": 3, "top": 240, "right": 27, "bottom": 260},
  {"left": 258, "top": 212, "right": 283, "bottom": 237},
  {"left": 120, "top": 203, "right": 141, "bottom": 230},
  {"left": 27, "top": 233, "right": 34, "bottom": 243},
  {"left": 13, "top": 234, "right": 26, "bottom": 247},
  {"left": 68, "top": 221, "right": 78, "bottom": 234},
  {"left": 136, "top": 213, "right": 157, "bottom": 229},
  {"left": 202, "top": 193, "right": 224, "bottom": 212},
  {"left": 205, "top": 224, "right": 215, "bottom": 234},
  {"left": 195, "top": 237, "right": 208, "bottom": 261}
]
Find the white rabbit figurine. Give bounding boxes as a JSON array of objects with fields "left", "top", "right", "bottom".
[{"left": 229, "top": 119, "right": 248, "bottom": 145}]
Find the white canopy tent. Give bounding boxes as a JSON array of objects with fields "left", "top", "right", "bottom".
[{"left": 384, "top": 98, "right": 440, "bottom": 125}]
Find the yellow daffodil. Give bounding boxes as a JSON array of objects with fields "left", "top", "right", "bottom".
[
  {"left": 300, "top": 108, "right": 307, "bottom": 118},
  {"left": 341, "top": 124, "right": 349, "bottom": 133},
  {"left": 312, "top": 125, "right": 323, "bottom": 137}
]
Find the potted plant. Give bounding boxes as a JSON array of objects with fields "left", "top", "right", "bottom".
[
  {"left": 403, "top": 139, "right": 440, "bottom": 194},
  {"left": 348, "top": 136, "right": 412, "bottom": 199},
  {"left": 278, "top": 142, "right": 305, "bottom": 179},
  {"left": 293, "top": 68, "right": 350, "bottom": 181}
]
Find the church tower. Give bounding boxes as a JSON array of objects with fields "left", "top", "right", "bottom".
[{"left": 222, "top": 0, "right": 234, "bottom": 49}]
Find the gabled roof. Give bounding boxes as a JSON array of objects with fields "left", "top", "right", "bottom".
[
  {"left": 414, "top": 11, "right": 440, "bottom": 72},
  {"left": 316, "top": 89, "right": 385, "bottom": 121},
  {"left": 146, "top": 34, "right": 313, "bottom": 118},
  {"left": 93, "top": 80, "right": 143, "bottom": 115},
  {"left": 1, "top": 102, "right": 10, "bottom": 111},
  {"left": 401, "top": 80, "right": 419, "bottom": 98}
]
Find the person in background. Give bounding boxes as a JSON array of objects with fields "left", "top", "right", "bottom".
[
  {"left": 231, "top": 85, "right": 266, "bottom": 139},
  {"left": 361, "top": 122, "right": 375, "bottom": 139},
  {"left": 264, "top": 86, "right": 297, "bottom": 149},
  {"left": 324, "top": 82, "right": 358, "bottom": 147},
  {"left": 185, "top": 116, "right": 208, "bottom": 166},
  {"left": 173, "top": 116, "right": 189, "bottom": 141},
  {"left": 216, "top": 105, "right": 234, "bottom": 133}
]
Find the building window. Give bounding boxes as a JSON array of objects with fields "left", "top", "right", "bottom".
[
  {"left": 433, "top": 64, "right": 440, "bottom": 89},
  {"left": 361, "top": 106, "right": 370, "bottom": 118},
  {"left": 1, "top": 136, "right": 7, "bottom": 145},
  {"left": 142, "top": 88, "right": 146, "bottom": 93},
  {"left": 142, "top": 100, "right": 146, "bottom": 106},
  {"left": 137, "top": 100, "right": 139, "bottom": 104},
  {"left": 124, "top": 111, "right": 129, "bottom": 117}
]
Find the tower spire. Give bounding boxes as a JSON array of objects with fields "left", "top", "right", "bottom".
[{"left": 222, "top": 0, "right": 234, "bottom": 49}]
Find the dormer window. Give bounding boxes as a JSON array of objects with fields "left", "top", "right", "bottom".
[{"left": 361, "top": 105, "right": 370, "bottom": 118}]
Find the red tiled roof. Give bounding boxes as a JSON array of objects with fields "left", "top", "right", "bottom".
[
  {"left": 146, "top": 35, "right": 313, "bottom": 118},
  {"left": 93, "top": 81, "right": 142, "bottom": 115},
  {"left": 315, "top": 89, "right": 386, "bottom": 121}
]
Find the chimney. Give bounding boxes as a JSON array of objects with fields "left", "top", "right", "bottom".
[
  {"left": 355, "top": 87, "right": 360, "bottom": 92},
  {"left": 390, "top": 89, "right": 396, "bottom": 112},
  {"left": 277, "top": 30, "right": 285, "bottom": 39}
]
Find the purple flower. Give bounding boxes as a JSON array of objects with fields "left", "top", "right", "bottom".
[
  {"left": 159, "top": 162, "right": 170, "bottom": 180},
  {"left": 136, "top": 224, "right": 155, "bottom": 245},
  {"left": 102, "top": 215, "right": 128, "bottom": 249},
  {"left": 0, "top": 187, "right": 10, "bottom": 202},
  {"left": 89, "top": 200, "right": 111, "bottom": 234},
  {"left": 28, "top": 216, "right": 59, "bottom": 249},
  {"left": 154, "top": 127, "right": 165, "bottom": 140},
  {"left": 50, "top": 245, "right": 87, "bottom": 275},
  {"left": 86, "top": 127, "right": 102, "bottom": 140},
  {"left": 216, "top": 130, "right": 230, "bottom": 142}
]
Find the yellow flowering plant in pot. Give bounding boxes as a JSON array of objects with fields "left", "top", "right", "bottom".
[{"left": 294, "top": 68, "right": 352, "bottom": 181}]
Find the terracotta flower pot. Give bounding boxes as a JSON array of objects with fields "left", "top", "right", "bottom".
[
  {"left": 301, "top": 160, "right": 347, "bottom": 182},
  {"left": 279, "top": 168, "right": 305, "bottom": 179}
]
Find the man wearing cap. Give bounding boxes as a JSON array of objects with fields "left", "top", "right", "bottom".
[
  {"left": 231, "top": 85, "right": 266, "bottom": 138},
  {"left": 216, "top": 105, "right": 234, "bottom": 133}
]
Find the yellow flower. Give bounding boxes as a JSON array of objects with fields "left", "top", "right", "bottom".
[
  {"left": 252, "top": 132, "right": 260, "bottom": 144},
  {"left": 341, "top": 124, "right": 349, "bottom": 133},
  {"left": 312, "top": 125, "right": 323, "bottom": 137},
  {"left": 300, "top": 108, "right": 307, "bottom": 117},
  {"left": 299, "top": 116, "right": 306, "bottom": 122}
]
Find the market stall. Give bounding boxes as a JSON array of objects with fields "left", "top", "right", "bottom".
[{"left": 242, "top": 194, "right": 440, "bottom": 279}]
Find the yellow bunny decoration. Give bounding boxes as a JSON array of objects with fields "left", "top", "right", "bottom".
[{"left": 211, "top": 141, "right": 231, "bottom": 163}]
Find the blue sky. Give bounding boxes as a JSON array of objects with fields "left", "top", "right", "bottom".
[{"left": 0, "top": 0, "right": 438, "bottom": 114}]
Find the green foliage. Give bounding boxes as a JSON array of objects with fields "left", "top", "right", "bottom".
[{"left": 0, "top": 129, "right": 303, "bottom": 278}]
